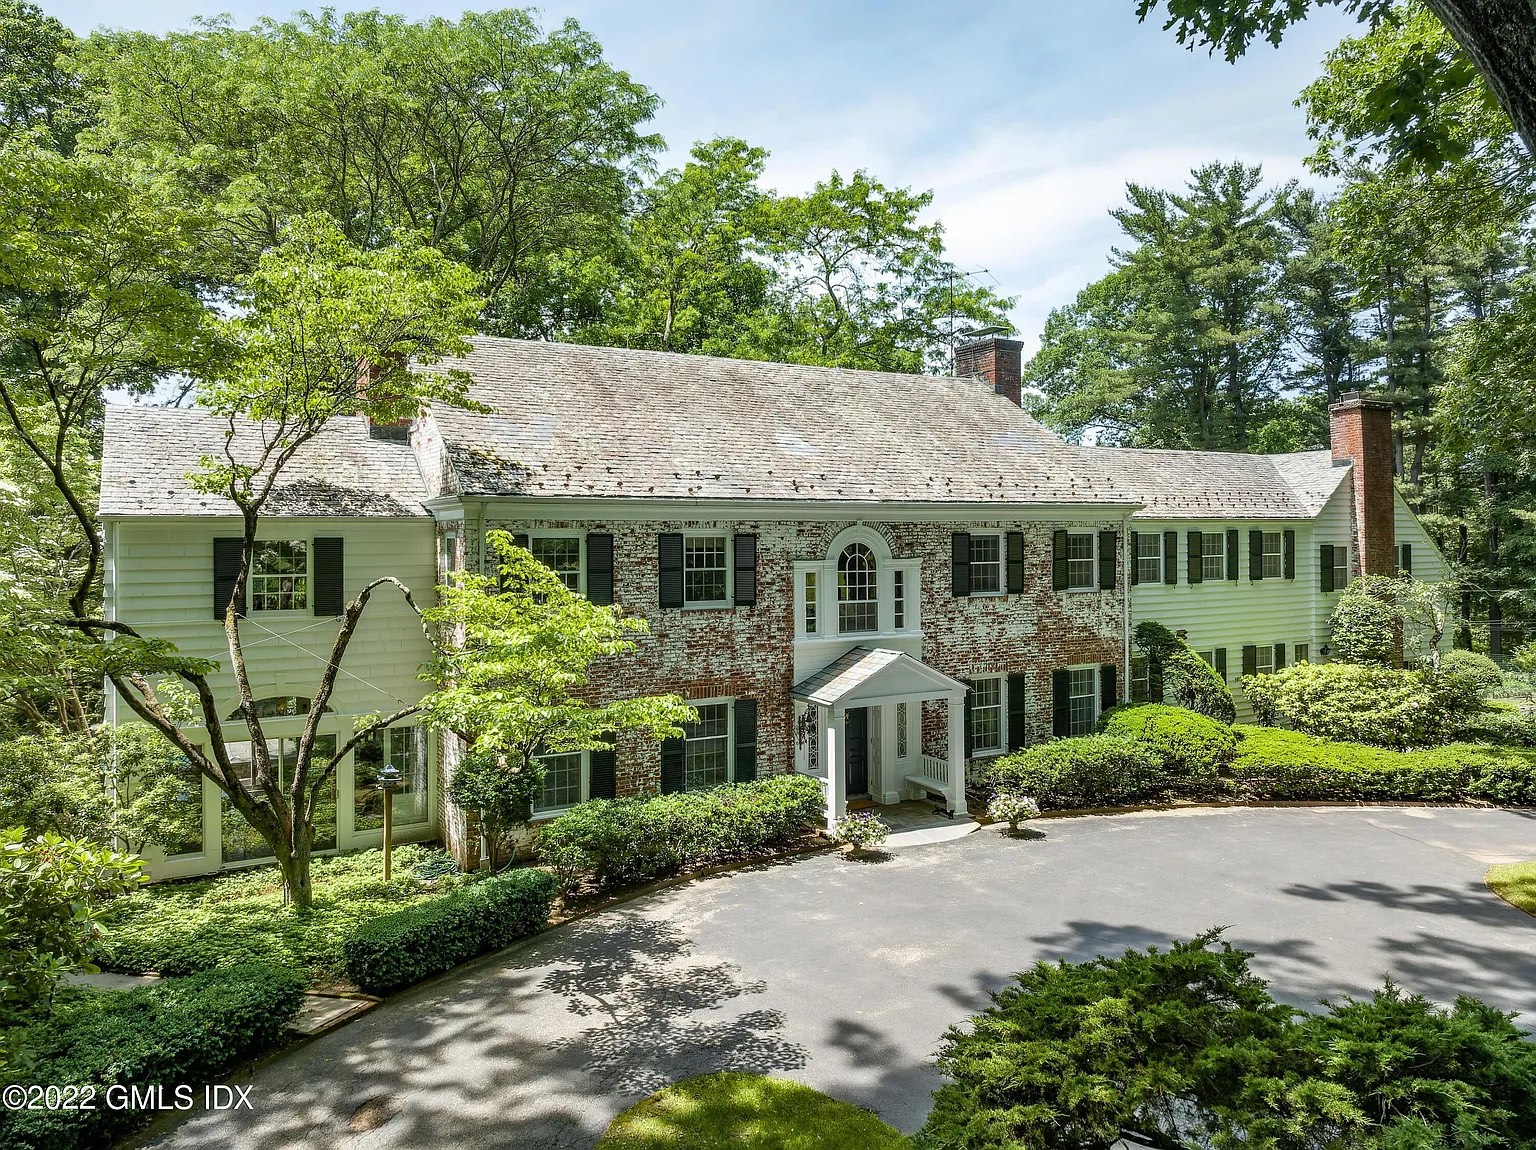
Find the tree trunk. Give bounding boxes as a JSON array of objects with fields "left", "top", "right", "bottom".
[
  {"left": 277, "top": 828, "right": 315, "bottom": 909},
  {"left": 1428, "top": 0, "right": 1536, "bottom": 163}
]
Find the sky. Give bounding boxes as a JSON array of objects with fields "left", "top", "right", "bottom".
[{"left": 45, "top": 0, "right": 1362, "bottom": 351}]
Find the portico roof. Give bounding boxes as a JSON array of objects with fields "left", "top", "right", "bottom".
[{"left": 790, "top": 646, "right": 965, "bottom": 707}]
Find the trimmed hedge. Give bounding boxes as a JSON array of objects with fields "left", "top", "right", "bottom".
[
  {"left": 1243, "top": 661, "right": 1475, "bottom": 748},
  {"left": 342, "top": 868, "right": 556, "bottom": 995},
  {"left": 984, "top": 734, "right": 1165, "bottom": 810},
  {"left": 537, "top": 773, "right": 825, "bottom": 894},
  {"left": 1097, "top": 704, "right": 1237, "bottom": 782},
  {"left": 0, "top": 964, "right": 304, "bottom": 1150},
  {"left": 1230, "top": 726, "right": 1536, "bottom": 804}
]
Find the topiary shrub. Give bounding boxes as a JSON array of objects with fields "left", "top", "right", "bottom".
[
  {"left": 1134, "top": 622, "right": 1236, "bottom": 723},
  {"left": 1330, "top": 577, "right": 1402, "bottom": 665},
  {"left": 985, "top": 734, "right": 1165, "bottom": 810},
  {"left": 0, "top": 964, "right": 305, "bottom": 1150},
  {"left": 1097, "top": 704, "right": 1236, "bottom": 783},
  {"left": 987, "top": 791, "right": 1042, "bottom": 834},
  {"left": 1243, "top": 661, "right": 1477, "bottom": 748},
  {"left": 833, "top": 810, "right": 889, "bottom": 852},
  {"left": 342, "top": 868, "right": 556, "bottom": 995}
]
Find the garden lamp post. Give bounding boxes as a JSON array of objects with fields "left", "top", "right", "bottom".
[{"left": 378, "top": 761, "right": 405, "bottom": 881}]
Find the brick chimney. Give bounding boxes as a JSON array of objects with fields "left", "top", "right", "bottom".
[
  {"left": 954, "top": 336, "right": 1023, "bottom": 406},
  {"left": 1330, "top": 392, "right": 1396, "bottom": 578},
  {"left": 356, "top": 355, "right": 412, "bottom": 443}
]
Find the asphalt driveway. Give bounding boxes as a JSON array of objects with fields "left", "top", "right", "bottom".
[{"left": 141, "top": 806, "right": 1536, "bottom": 1149}]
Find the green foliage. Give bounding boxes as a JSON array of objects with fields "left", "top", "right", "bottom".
[
  {"left": 1229, "top": 724, "right": 1536, "bottom": 803},
  {"left": 1097, "top": 703, "right": 1237, "bottom": 781},
  {"left": 832, "top": 810, "right": 888, "bottom": 852},
  {"left": 342, "top": 868, "right": 556, "bottom": 995},
  {"left": 94, "top": 845, "right": 474, "bottom": 982},
  {"left": 1244, "top": 660, "right": 1483, "bottom": 747},
  {"left": 0, "top": 964, "right": 305, "bottom": 1149},
  {"left": 984, "top": 735, "right": 1165, "bottom": 810},
  {"left": 1133, "top": 622, "right": 1237, "bottom": 723},
  {"left": 986, "top": 792, "right": 1041, "bottom": 833},
  {"left": 1435, "top": 648, "right": 1505, "bottom": 697},
  {"left": 0, "top": 829, "right": 144, "bottom": 1027},
  {"left": 1329, "top": 576, "right": 1403, "bottom": 665},
  {"left": 919, "top": 930, "right": 1536, "bottom": 1149},
  {"left": 0, "top": 0, "right": 88, "bottom": 151},
  {"left": 1448, "top": 702, "right": 1536, "bottom": 748},
  {"left": 0, "top": 730, "right": 114, "bottom": 842},
  {"left": 446, "top": 748, "right": 539, "bottom": 871},
  {"left": 537, "top": 774, "right": 824, "bottom": 894}
]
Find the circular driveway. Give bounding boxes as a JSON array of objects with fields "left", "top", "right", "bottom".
[{"left": 143, "top": 807, "right": 1536, "bottom": 1149}]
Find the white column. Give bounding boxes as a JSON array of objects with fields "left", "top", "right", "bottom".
[
  {"left": 945, "top": 691, "right": 966, "bottom": 817},
  {"left": 825, "top": 704, "right": 845, "bottom": 833}
]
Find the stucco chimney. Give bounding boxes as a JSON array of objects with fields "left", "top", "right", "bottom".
[
  {"left": 954, "top": 336, "right": 1023, "bottom": 406},
  {"left": 1330, "top": 392, "right": 1396, "bottom": 578}
]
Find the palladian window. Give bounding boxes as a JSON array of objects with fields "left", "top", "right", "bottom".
[{"left": 837, "top": 543, "right": 878, "bottom": 634}]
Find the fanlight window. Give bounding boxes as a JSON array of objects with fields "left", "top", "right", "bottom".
[
  {"left": 837, "top": 543, "right": 878, "bottom": 634},
  {"left": 226, "top": 696, "right": 333, "bottom": 720}
]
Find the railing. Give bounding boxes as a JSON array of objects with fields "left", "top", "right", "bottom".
[{"left": 916, "top": 754, "right": 950, "bottom": 786}]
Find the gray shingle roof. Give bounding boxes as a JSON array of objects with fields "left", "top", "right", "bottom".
[
  {"left": 1095, "top": 446, "right": 1348, "bottom": 520},
  {"left": 100, "top": 404, "right": 430, "bottom": 518},
  {"left": 422, "top": 337, "right": 1139, "bottom": 506}
]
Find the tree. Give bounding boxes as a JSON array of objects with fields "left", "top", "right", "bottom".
[
  {"left": 0, "top": 0, "right": 88, "bottom": 151},
  {"left": 1134, "top": 621, "right": 1237, "bottom": 722},
  {"left": 421, "top": 533, "right": 696, "bottom": 867}
]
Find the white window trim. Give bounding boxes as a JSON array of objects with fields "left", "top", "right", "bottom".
[
  {"left": 1200, "top": 531, "right": 1228, "bottom": 583},
  {"left": 249, "top": 538, "right": 312, "bottom": 616},
  {"left": 1254, "top": 645, "right": 1276, "bottom": 676},
  {"left": 793, "top": 552, "right": 921, "bottom": 641},
  {"left": 684, "top": 697, "right": 735, "bottom": 791},
  {"left": 1261, "top": 531, "right": 1283, "bottom": 579},
  {"left": 1065, "top": 663, "right": 1101, "bottom": 736},
  {"left": 522, "top": 531, "right": 585, "bottom": 595},
  {"left": 532, "top": 748, "right": 589, "bottom": 817},
  {"left": 1135, "top": 533, "right": 1163, "bottom": 585},
  {"left": 968, "top": 532, "right": 1006, "bottom": 597},
  {"left": 683, "top": 532, "right": 732, "bottom": 609},
  {"left": 1065, "top": 531, "right": 1097, "bottom": 592},
  {"left": 969, "top": 673, "right": 1006, "bottom": 756},
  {"left": 1330, "top": 545, "right": 1350, "bottom": 593}
]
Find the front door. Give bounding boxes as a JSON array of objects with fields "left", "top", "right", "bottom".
[{"left": 845, "top": 707, "right": 869, "bottom": 796}]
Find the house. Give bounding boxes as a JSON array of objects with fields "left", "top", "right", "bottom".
[{"left": 99, "top": 336, "right": 1445, "bottom": 878}]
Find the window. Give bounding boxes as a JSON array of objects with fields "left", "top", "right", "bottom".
[
  {"left": 1331, "top": 546, "right": 1350, "bottom": 592},
  {"left": 1295, "top": 643, "right": 1310, "bottom": 665},
  {"left": 893, "top": 569, "right": 906, "bottom": 629},
  {"left": 970, "top": 676, "right": 1004, "bottom": 754},
  {"left": 838, "top": 543, "right": 878, "bottom": 634},
  {"left": 896, "top": 701, "right": 909, "bottom": 759},
  {"left": 1068, "top": 667, "right": 1098, "bottom": 736},
  {"left": 530, "top": 536, "right": 581, "bottom": 592},
  {"left": 804, "top": 571, "right": 818, "bottom": 634},
  {"left": 1197, "top": 650, "right": 1221, "bottom": 681},
  {"left": 1255, "top": 645, "right": 1275, "bottom": 676},
  {"left": 534, "top": 751, "right": 584, "bottom": 812},
  {"left": 969, "top": 534, "right": 1003, "bottom": 594},
  {"left": 354, "top": 727, "right": 428, "bottom": 829},
  {"left": 1066, "top": 533, "right": 1096, "bottom": 590},
  {"left": 684, "top": 702, "right": 731, "bottom": 791},
  {"left": 250, "top": 541, "right": 307, "bottom": 611},
  {"left": 441, "top": 529, "right": 459, "bottom": 576},
  {"left": 1131, "top": 657, "right": 1159, "bottom": 703},
  {"left": 222, "top": 734, "right": 337, "bottom": 862},
  {"left": 1261, "top": 532, "right": 1283, "bottom": 579},
  {"left": 1201, "top": 532, "right": 1227, "bottom": 583},
  {"left": 1135, "top": 533, "right": 1163, "bottom": 585},
  {"left": 684, "top": 536, "right": 729, "bottom": 605}
]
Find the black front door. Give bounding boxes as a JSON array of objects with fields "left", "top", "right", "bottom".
[{"left": 845, "top": 707, "right": 869, "bottom": 796}]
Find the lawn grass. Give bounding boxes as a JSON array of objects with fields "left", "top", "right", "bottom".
[
  {"left": 1486, "top": 860, "right": 1536, "bottom": 917},
  {"left": 95, "top": 843, "right": 476, "bottom": 985},
  {"left": 595, "top": 1072, "right": 908, "bottom": 1150}
]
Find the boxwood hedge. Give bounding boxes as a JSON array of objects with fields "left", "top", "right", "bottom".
[
  {"left": 1097, "top": 704, "right": 1236, "bottom": 782},
  {"left": 983, "top": 734, "right": 1165, "bottom": 810}
]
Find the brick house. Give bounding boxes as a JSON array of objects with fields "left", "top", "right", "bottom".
[{"left": 100, "top": 337, "right": 1445, "bottom": 877}]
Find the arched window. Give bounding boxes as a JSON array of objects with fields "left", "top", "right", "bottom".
[
  {"left": 226, "top": 696, "right": 332, "bottom": 720},
  {"left": 838, "top": 543, "right": 878, "bottom": 634}
]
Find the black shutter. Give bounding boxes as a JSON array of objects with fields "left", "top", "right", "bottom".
[
  {"left": 1051, "top": 669, "right": 1070, "bottom": 737},
  {"left": 1226, "top": 529, "right": 1239, "bottom": 581},
  {"left": 1100, "top": 664, "right": 1117, "bottom": 714},
  {"left": 952, "top": 532, "right": 971, "bottom": 597},
  {"left": 963, "top": 679, "right": 975, "bottom": 755},
  {"left": 1283, "top": 530, "right": 1296, "bottom": 580},
  {"left": 733, "top": 534, "right": 757, "bottom": 606},
  {"left": 1242, "top": 645, "right": 1258, "bottom": 677},
  {"left": 1006, "top": 531, "right": 1025, "bottom": 595},
  {"left": 1163, "top": 531, "right": 1178, "bottom": 585},
  {"left": 1098, "top": 531, "right": 1117, "bottom": 590},
  {"left": 657, "top": 533, "right": 684, "bottom": 608},
  {"left": 589, "top": 747, "right": 617, "bottom": 800},
  {"left": 1052, "top": 530, "right": 1069, "bottom": 591},
  {"left": 1130, "top": 531, "right": 1140, "bottom": 586},
  {"left": 1214, "top": 648, "right": 1227, "bottom": 680},
  {"left": 1274, "top": 643, "right": 1287, "bottom": 670},
  {"left": 1400, "top": 543, "right": 1412, "bottom": 576},
  {"left": 1249, "top": 529, "right": 1264, "bottom": 581},
  {"left": 586, "top": 533, "right": 614, "bottom": 606},
  {"left": 1320, "top": 544, "right": 1335, "bottom": 593},
  {"left": 512, "top": 532, "right": 530, "bottom": 550},
  {"left": 733, "top": 698, "right": 757, "bottom": 782},
  {"left": 1187, "top": 532, "right": 1203, "bottom": 584},
  {"left": 213, "top": 537, "right": 244, "bottom": 620},
  {"left": 1006, "top": 673, "right": 1028, "bottom": 752},
  {"left": 659, "top": 737, "right": 685, "bottom": 793},
  {"left": 312, "top": 537, "right": 344, "bottom": 616}
]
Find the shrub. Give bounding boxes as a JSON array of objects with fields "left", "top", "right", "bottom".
[
  {"left": 1097, "top": 704, "right": 1236, "bottom": 782},
  {"left": 1436, "top": 649, "right": 1505, "bottom": 698},
  {"left": 987, "top": 792, "right": 1041, "bottom": 833},
  {"left": 918, "top": 932, "right": 1536, "bottom": 1150},
  {"left": 1243, "top": 661, "right": 1474, "bottom": 748},
  {"left": 985, "top": 734, "right": 1165, "bottom": 810},
  {"left": 447, "top": 750, "right": 537, "bottom": 869},
  {"left": 833, "top": 810, "right": 889, "bottom": 852},
  {"left": 342, "top": 867, "right": 555, "bottom": 995},
  {"left": 536, "top": 774, "right": 824, "bottom": 894},
  {"left": 0, "top": 964, "right": 304, "bottom": 1150},
  {"left": 1448, "top": 702, "right": 1536, "bottom": 747},
  {"left": 1134, "top": 622, "right": 1236, "bottom": 723},
  {"left": 1330, "top": 578, "right": 1402, "bottom": 665}
]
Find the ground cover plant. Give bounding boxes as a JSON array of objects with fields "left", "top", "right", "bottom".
[
  {"left": 94, "top": 844, "right": 478, "bottom": 983},
  {"left": 596, "top": 1072, "right": 908, "bottom": 1150}
]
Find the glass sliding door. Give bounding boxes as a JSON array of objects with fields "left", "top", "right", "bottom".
[{"left": 221, "top": 734, "right": 338, "bottom": 863}]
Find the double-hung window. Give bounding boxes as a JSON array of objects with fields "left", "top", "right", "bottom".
[
  {"left": 969, "top": 676, "right": 1004, "bottom": 754},
  {"left": 684, "top": 536, "right": 729, "bottom": 605},
  {"left": 684, "top": 702, "right": 731, "bottom": 790},
  {"left": 1331, "top": 547, "right": 1350, "bottom": 592},
  {"left": 1254, "top": 645, "right": 1276, "bottom": 676},
  {"left": 1295, "top": 643, "right": 1310, "bottom": 665},
  {"left": 535, "top": 751, "right": 584, "bottom": 812},
  {"left": 1200, "top": 532, "right": 1227, "bottom": 583},
  {"left": 1261, "top": 532, "right": 1283, "bottom": 579},
  {"left": 1067, "top": 667, "right": 1098, "bottom": 735},
  {"left": 1197, "top": 650, "right": 1220, "bottom": 680},
  {"left": 1066, "top": 533, "right": 1096, "bottom": 589},
  {"left": 1135, "top": 533, "right": 1163, "bottom": 585},
  {"left": 251, "top": 541, "right": 308, "bottom": 611},
  {"left": 1131, "top": 657, "right": 1155, "bottom": 703},
  {"left": 968, "top": 534, "right": 1003, "bottom": 594},
  {"left": 530, "top": 536, "right": 582, "bottom": 592}
]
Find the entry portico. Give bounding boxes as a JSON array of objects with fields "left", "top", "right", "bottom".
[{"left": 790, "top": 646, "right": 967, "bottom": 832}]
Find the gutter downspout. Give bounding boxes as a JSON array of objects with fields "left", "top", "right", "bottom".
[{"left": 1122, "top": 510, "right": 1135, "bottom": 701}]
